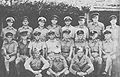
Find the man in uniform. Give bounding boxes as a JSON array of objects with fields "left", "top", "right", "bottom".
[
  {"left": 62, "top": 16, "right": 76, "bottom": 39},
  {"left": 47, "top": 51, "right": 69, "bottom": 77},
  {"left": 1, "top": 17, "right": 17, "bottom": 39},
  {"left": 88, "top": 13, "right": 104, "bottom": 36},
  {"left": 28, "top": 31, "right": 47, "bottom": 58},
  {"left": 47, "top": 15, "right": 62, "bottom": 39},
  {"left": 61, "top": 29, "right": 74, "bottom": 64},
  {"left": 18, "top": 16, "right": 33, "bottom": 41},
  {"left": 74, "top": 30, "right": 89, "bottom": 57},
  {"left": 70, "top": 47, "right": 94, "bottom": 77},
  {"left": 24, "top": 47, "right": 49, "bottom": 77},
  {"left": 2, "top": 32, "right": 18, "bottom": 77},
  {"left": 33, "top": 17, "right": 48, "bottom": 41},
  {"left": 46, "top": 30, "right": 61, "bottom": 57},
  {"left": 15, "top": 31, "right": 30, "bottom": 77},
  {"left": 88, "top": 31, "right": 102, "bottom": 76},
  {"left": 102, "top": 30, "right": 116, "bottom": 76},
  {"left": 75, "top": 16, "right": 89, "bottom": 39}
]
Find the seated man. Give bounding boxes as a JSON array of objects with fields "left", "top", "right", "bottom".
[
  {"left": 2, "top": 32, "right": 18, "bottom": 77},
  {"left": 47, "top": 51, "right": 69, "bottom": 77},
  {"left": 70, "top": 47, "right": 94, "bottom": 77},
  {"left": 15, "top": 31, "right": 30, "bottom": 76},
  {"left": 24, "top": 49, "right": 49, "bottom": 77},
  {"left": 102, "top": 30, "right": 116, "bottom": 76}
]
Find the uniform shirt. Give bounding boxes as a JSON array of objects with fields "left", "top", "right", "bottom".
[
  {"left": 75, "top": 25, "right": 89, "bottom": 39},
  {"left": 33, "top": 27, "right": 49, "bottom": 41},
  {"left": 70, "top": 55, "right": 94, "bottom": 75},
  {"left": 88, "top": 39, "right": 102, "bottom": 53},
  {"left": 47, "top": 24, "right": 62, "bottom": 38},
  {"left": 88, "top": 21, "right": 104, "bottom": 35},
  {"left": 2, "top": 26, "right": 17, "bottom": 39},
  {"left": 62, "top": 25, "right": 76, "bottom": 38},
  {"left": 46, "top": 39, "right": 61, "bottom": 54},
  {"left": 61, "top": 38, "right": 74, "bottom": 58},
  {"left": 102, "top": 39, "right": 115, "bottom": 53},
  {"left": 28, "top": 40, "right": 47, "bottom": 55},
  {"left": 2, "top": 40, "right": 18, "bottom": 55},
  {"left": 18, "top": 40, "right": 30, "bottom": 56},
  {"left": 24, "top": 56, "right": 49, "bottom": 71},
  {"left": 74, "top": 39, "right": 89, "bottom": 54},
  {"left": 106, "top": 25, "right": 120, "bottom": 42},
  {"left": 49, "top": 54, "right": 68, "bottom": 73},
  {"left": 18, "top": 26, "right": 33, "bottom": 37}
]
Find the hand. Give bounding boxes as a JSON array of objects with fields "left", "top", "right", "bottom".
[
  {"left": 6, "top": 55, "right": 10, "bottom": 60},
  {"left": 67, "top": 57, "right": 71, "bottom": 61},
  {"left": 56, "top": 72, "right": 61, "bottom": 77},
  {"left": 77, "top": 72, "right": 87, "bottom": 76},
  {"left": 33, "top": 71, "right": 39, "bottom": 75},
  {"left": 39, "top": 70, "right": 42, "bottom": 73}
]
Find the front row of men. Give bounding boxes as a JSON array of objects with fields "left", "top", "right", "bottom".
[{"left": 1, "top": 27, "right": 116, "bottom": 77}]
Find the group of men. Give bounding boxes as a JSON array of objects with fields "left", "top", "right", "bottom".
[{"left": 0, "top": 12, "right": 119, "bottom": 77}]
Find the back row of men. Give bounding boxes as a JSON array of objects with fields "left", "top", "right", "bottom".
[{"left": 1, "top": 13, "right": 119, "bottom": 77}]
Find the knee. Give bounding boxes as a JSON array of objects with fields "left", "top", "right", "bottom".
[{"left": 64, "top": 70, "right": 69, "bottom": 75}]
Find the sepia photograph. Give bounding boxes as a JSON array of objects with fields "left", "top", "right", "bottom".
[{"left": 0, "top": 0, "right": 120, "bottom": 77}]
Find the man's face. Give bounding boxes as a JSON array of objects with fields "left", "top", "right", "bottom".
[
  {"left": 21, "top": 35, "right": 28, "bottom": 40},
  {"left": 22, "top": 20, "right": 29, "bottom": 25},
  {"left": 63, "top": 33, "right": 70, "bottom": 39},
  {"left": 7, "top": 22, "right": 13, "bottom": 26},
  {"left": 49, "top": 34, "right": 55, "bottom": 40},
  {"left": 92, "top": 16, "right": 99, "bottom": 22},
  {"left": 77, "top": 50, "right": 84, "bottom": 57},
  {"left": 65, "top": 20, "right": 71, "bottom": 26},
  {"left": 6, "top": 36, "right": 13, "bottom": 42},
  {"left": 91, "top": 33, "right": 98, "bottom": 39},
  {"left": 34, "top": 35, "right": 40, "bottom": 40},
  {"left": 38, "top": 21, "right": 45, "bottom": 27},
  {"left": 105, "top": 34, "right": 111, "bottom": 40},
  {"left": 110, "top": 19, "right": 117, "bottom": 25},
  {"left": 78, "top": 19, "right": 85, "bottom": 25},
  {"left": 51, "top": 19, "right": 58, "bottom": 24},
  {"left": 77, "top": 34, "right": 84, "bottom": 39}
]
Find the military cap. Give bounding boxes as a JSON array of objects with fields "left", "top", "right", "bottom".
[
  {"left": 103, "top": 30, "right": 111, "bottom": 35},
  {"left": 64, "top": 16, "right": 72, "bottom": 21},
  {"left": 62, "top": 29, "right": 71, "bottom": 34},
  {"left": 19, "top": 31, "right": 28, "bottom": 36},
  {"left": 77, "top": 30, "right": 84, "bottom": 35},
  {"left": 90, "top": 31, "right": 98, "bottom": 36},
  {"left": 23, "top": 16, "right": 29, "bottom": 21},
  {"left": 91, "top": 13, "right": 99, "bottom": 18},
  {"left": 51, "top": 15, "right": 59, "bottom": 20},
  {"left": 109, "top": 15, "right": 117, "bottom": 21},
  {"left": 6, "top": 17, "right": 15, "bottom": 22},
  {"left": 78, "top": 16, "right": 85, "bottom": 21},
  {"left": 48, "top": 30, "right": 55, "bottom": 35},
  {"left": 5, "top": 32, "right": 13, "bottom": 37},
  {"left": 38, "top": 17, "right": 46, "bottom": 22},
  {"left": 33, "top": 31, "right": 41, "bottom": 36}
]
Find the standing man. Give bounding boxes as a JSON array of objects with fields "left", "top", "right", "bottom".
[
  {"left": 33, "top": 17, "right": 48, "bottom": 42},
  {"left": 75, "top": 16, "right": 89, "bottom": 39},
  {"left": 47, "top": 15, "right": 62, "bottom": 39},
  {"left": 1, "top": 17, "right": 17, "bottom": 39},
  {"left": 88, "top": 13, "right": 104, "bottom": 36},
  {"left": 18, "top": 16, "right": 33, "bottom": 41},
  {"left": 70, "top": 47, "right": 94, "bottom": 77},
  {"left": 62, "top": 16, "right": 76, "bottom": 39}
]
